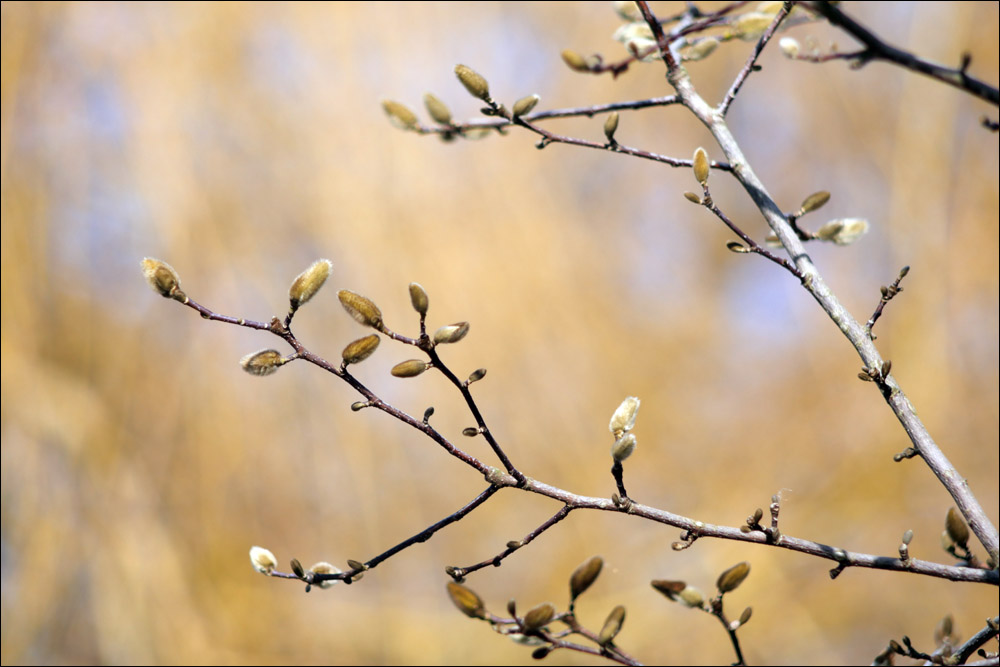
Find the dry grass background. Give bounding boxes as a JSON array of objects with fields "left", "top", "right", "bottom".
[{"left": 1, "top": 2, "right": 997, "bottom": 665}]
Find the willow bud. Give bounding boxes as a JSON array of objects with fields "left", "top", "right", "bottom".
[
  {"left": 240, "top": 349, "right": 285, "bottom": 376},
  {"left": 798, "top": 191, "right": 830, "bottom": 215},
  {"left": 391, "top": 359, "right": 428, "bottom": 378},
  {"left": 779, "top": 36, "right": 801, "bottom": 58},
  {"left": 512, "top": 94, "right": 540, "bottom": 118},
  {"left": 716, "top": 561, "right": 751, "bottom": 593},
  {"left": 570, "top": 555, "right": 603, "bottom": 600},
  {"left": 609, "top": 396, "right": 640, "bottom": 437},
  {"left": 434, "top": 322, "right": 470, "bottom": 344},
  {"left": 249, "top": 546, "right": 278, "bottom": 574},
  {"left": 408, "top": 282, "right": 429, "bottom": 315},
  {"left": 522, "top": 602, "right": 556, "bottom": 631},
  {"left": 611, "top": 433, "right": 637, "bottom": 462},
  {"left": 455, "top": 64, "right": 490, "bottom": 101},
  {"left": 141, "top": 257, "right": 185, "bottom": 300},
  {"left": 423, "top": 93, "right": 452, "bottom": 125},
  {"left": 382, "top": 100, "right": 419, "bottom": 129},
  {"left": 338, "top": 290, "right": 384, "bottom": 329},
  {"left": 815, "top": 218, "right": 869, "bottom": 245},
  {"left": 288, "top": 259, "right": 332, "bottom": 311},
  {"left": 598, "top": 605, "right": 626, "bottom": 645},
  {"left": 945, "top": 507, "right": 970, "bottom": 548},
  {"left": 561, "top": 49, "right": 589, "bottom": 72},
  {"left": 447, "top": 582, "right": 486, "bottom": 619},
  {"left": 693, "top": 147, "right": 710, "bottom": 186},
  {"left": 341, "top": 334, "right": 381, "bottom": 365},
  {"left": 308, "top": 562, "right": 342, "bottom": 589},
  {"left": 604, "top": 112, "right": 619, "bottom": 143}
]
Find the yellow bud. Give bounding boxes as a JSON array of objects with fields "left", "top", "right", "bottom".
[
  {"left": 522, "top": 602, "right": 556, "bottom": 631},
  {"left": 434, "top": 322, "right": 470, "bottom": 344},
  {"left": 338, "top": 290, "right": 384, "bottom": 330},
  {"left": 512, "top": 94, "right": 540, "bottom": 118},
  {"left": 815, "top": 218, "right": 869, "bottom": 245},
  {"left": 240, "top": 349, "right": 285, "bottom": 376},
  {"left": 561, "top": 49, "right": 589, "bottom": 72},
  {"left": 732, "top": 12, "right": 774, "bottom": 41},
  {"left": 447, "top": 582, "right": 486, "bottom": 619},
  {"left": 423, "top": 93, "right": 452, "bottom": 125},
  {"left": 716, "top": 561, "right": 751, "bottom": 593},
  {"left": 141, "top": 257, "right": 185, "bottom": 300},
  {"left": 569, "top": 555, "right": 603, "bottom": 600},
  {"left": 455, "top": 64, "right": 490, "bottom": 101},
  {"left": 945, "top": 507, "right": 970, "bottom": 548},
  {"left": 693, "top": 147, "right": 710, "bottom": 186},
  {"left": 308, "top": 562, "right": 342, "bottom": 589},
  {"left": 611, "top": 433, "right": 637, "bottom": 462},
  {"left": 288, "top": 259, "right": 332, "bottom": 310},
  {"left": 408, "top": 282, "right": 429, "bottom": 315},
  {"left": 597, "top": 605, "right": 626, "bottom": 645},
  {"left": 683, "top": 191, "right": 702, "bottom": 204},
  {"left": 779, "top": 36, "right": 801, "bottom": 58},
  {"left": 382, "top": 100, "right": 419, "bottom": 129},
  {"left": 249, "top": 546, "right": 277, "bottom": 574},
  {"left": 609, "top": 396, "right": 640, "bottom": 436},
  {"left": 391, "top": 359, "right": 428, "bottom": 378},
  {"left": 679, "top": 586, "right": 705, "bottom": 608},
  {"left": 799, "top": 191, "right": 830, "bottom": 215},
  {"left": 682, "top": 37, "right": 719, "bottom": 61},
  {"left": 604, "top": 112, "right": 619, "bottom": 142},
  {"left": 341, "top": 334, "right": 381, "bottom": 365},
  {"left": 651, "top": 579, "right": 686, "bottom": 601}
]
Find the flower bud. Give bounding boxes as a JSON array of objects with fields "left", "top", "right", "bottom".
[
  {"left": 447, "top": 582, "right": 486, "bottom": 618},
  {"left": 391, "top": 359, "right": 428, "bottom": 378},
  {"left": 779, "top": 36, "right": 801, "bottom": 58},
  {"left": 732, "top": 12, "right": 774, "bottom": 41},
  {"left": 338, "top": 290, "right": 384, "bottom": 329},
  {"left": 240, "top": 349, "right": 285, "bottom": 376},
  {"left": 716, "top": 561, "right": 751, "bottom": 593},
  {"left": 141, "top": 257, "right": 185, "bottom": 300},
  {"left": 423, "top": 93, "right": 452, "bottom": 125},
  {"left": 455, "top": 64, "right": 490, "bottom": 101},
  {"left": 249, "top": 546, "right": 277, "bottom": 574},
  {"left": 308, "top": 562, "right": 343, "bottom": 589},
  {"left": 522, "top": 602, "right": 556, "bottom": 631},
  {"left": 609, "top": 396, "right": 640, "bottom": 437},
  {"left": 570, "top": 555, "right": 603, "bottom": 600},
  {"left": 798, "top": 191, "right": 830, "bottom": 215},
  {"left": 341, "top": 334, "right": 381, "bottom": 365},
  {"left": 682, "top": 37, "right": 719, "bottom": 61},
  {"left": 561, "top": 49, "right": 589, "bottom": 72},
  {"left": 467, "top": 368, "right": 487, "bottom": 383},
  {"left": 611, "top": 433, "right": 637, "bottom": 462},
  {"left": 945, "top": 507, "right": 970, "bottom": 548},
  {"left": 512, "top": 94, "right": 540, "bottom": 118},
  {"left": 382, "top": 100, "right": 419, "bottom": 129},
  {"left": 434, "top": 322, "right": 470, "bottom": 344},
  {"left": 597, "top": 605, "right": 626, "bottom": 645},
  {"left": 408, "top": 282, "right": 429, "bottom": 315},
  {"left": 815, "top": 218, "right": 869, "bottom": 245},
  {"left": 288, "top": 259, "right": 332, "bottom": 311},
  {"left": 693, "top": 147, "right": 710, "bottom": 186},
  {"left": 651, "top": 579, "right": 686, "bottom": 601},
  {"left": 679, "top": 586, "right": 705, "bottom": 608},
  {"left": 604, "top": 112, "right": 619, "bottom": 143}
]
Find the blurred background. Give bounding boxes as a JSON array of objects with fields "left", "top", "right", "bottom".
[{"left": 2, "top": 2, "right": 997, "bottom": 664}]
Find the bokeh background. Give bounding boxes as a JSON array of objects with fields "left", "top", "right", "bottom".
[{"left": 2, "top": 2, "right": 997, "bottom": 665}]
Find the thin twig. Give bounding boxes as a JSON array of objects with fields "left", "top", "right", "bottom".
[
  {"left": 803, "top": 1, "right": 1000, "bottom": 106},
  {"left": 634, "top": 0, "right": 1000, "bottom": 565}
]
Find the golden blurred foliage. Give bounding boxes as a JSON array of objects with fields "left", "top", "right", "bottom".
[{"left": 2, "top": 2, "right": 997, "bottom": 665}]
